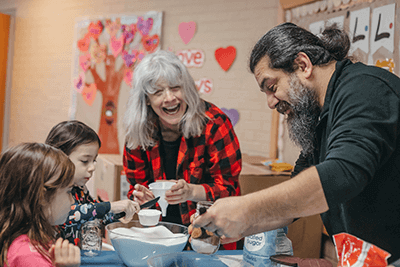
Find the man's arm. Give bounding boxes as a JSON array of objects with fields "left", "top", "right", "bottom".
[{"left": 193, "top": 166, "right": 328, "bottom": 239}]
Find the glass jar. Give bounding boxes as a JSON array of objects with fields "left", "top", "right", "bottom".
[
  {"left": 190, "top": 201, "right": 220, "bottom": 254},
  {"left": 81, "top": 219, "right": 102, "bottom": 257}
]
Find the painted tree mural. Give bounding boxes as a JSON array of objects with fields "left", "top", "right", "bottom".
[{"left": 72, "top": 13, "right": 162, "bottom": 154}]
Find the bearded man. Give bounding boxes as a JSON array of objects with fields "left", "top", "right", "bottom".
[{"left": 192, "top": 22, "right": 400, "bottom": 264}]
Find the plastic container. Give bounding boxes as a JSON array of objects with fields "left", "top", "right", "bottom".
[
  {"left": 149, "top": 181, "right": 175, "bottom": 217},
  {"left": 243, "top": 227, "right": 293, "bottom": 267},
  {"left": 138, "top": 209, "right": 161, "bottom": 226}
]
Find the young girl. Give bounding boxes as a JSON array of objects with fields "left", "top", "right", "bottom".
[
  {"left": 0, "top": 142, "right": 80, "bottom": 267},
  {"left": 45, "top": 120, "right": 140, "bottom": 245}
]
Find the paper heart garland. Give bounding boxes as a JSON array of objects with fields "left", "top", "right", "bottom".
[
  {"left": 215, "top": 46, "right": 236, "bottom": 71},
  {"left": 179, "top": 21, "right": 196, "bottom": 45},
  {"left": 110, "top": 35, "right": 124, "bottom": 58},
  {"left": 82, "top": 83, "right": 97, "bottom": 106},
  {"left": 142, "top": 34, "right": 160, "bottom": 52},
  {"left": 137, "top": 17, "right": 153, "bottom": 36},
  {"left": 221, "top": 108, "right": 239, "bottom": 127}
]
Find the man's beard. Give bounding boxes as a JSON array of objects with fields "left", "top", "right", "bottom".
[{"left": 284, "top": 74, "right": 322, "bottom": 156}]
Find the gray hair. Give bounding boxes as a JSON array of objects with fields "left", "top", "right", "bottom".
[{"left": 123, "top": 50, "right": 206, "bottom": 150}]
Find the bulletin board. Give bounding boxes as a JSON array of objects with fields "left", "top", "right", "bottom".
[
  {"left": 287, "top": 0, "right": 399, "bottom": 76},
  {"left": 70, "top": 11, "right": 163, "bottom": 155}
]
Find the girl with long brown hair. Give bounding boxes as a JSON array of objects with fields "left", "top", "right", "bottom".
[{"left": 0, "top": 143, "right": 80, "bottom": 266}]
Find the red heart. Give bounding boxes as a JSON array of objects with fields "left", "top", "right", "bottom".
[
  {"left": 142, "top": 34, "right": 160, "bottom": 53},
  {"left": 77, "top": 34, "right": 90, "bottom": 52},
  {"left": 88, "top": 21, "right": 103, "bottom": 40},
  {"left": 81, "top": 84, "right": 97, "bottom": 106},
  {"left": 215, "top": 46, "right": 236, "bottom": 71}
]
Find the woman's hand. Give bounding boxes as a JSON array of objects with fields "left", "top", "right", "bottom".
[
  {"left": 110, "top": 199, "right": 140, "bottom": 223},
  {"left": 49, "top": 238, "right": 80, "bottom": 267},
  {"left": 132, "top": 184, "right": 155, "bottom": 205},
  {"left": 165, "top": 179, "right": 207, "bottom": 204}
]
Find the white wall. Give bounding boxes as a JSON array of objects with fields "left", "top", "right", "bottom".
[{"left": 0, "top": 0, "right": 279, "bottom": 157}]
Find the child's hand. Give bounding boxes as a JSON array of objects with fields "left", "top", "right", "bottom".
[
  {"left": 132, "top": 184, "right": 155, "bottom": 205},
  {"left": 110, "top": 199, "right": 140, "bottom": 223},
  {"left": 49, "top": 238, "right": 80, "bottom": 267}
]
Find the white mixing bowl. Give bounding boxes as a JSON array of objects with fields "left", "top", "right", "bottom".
[{"left": 106, "top": 220, "right": 188, "bottom": 267}]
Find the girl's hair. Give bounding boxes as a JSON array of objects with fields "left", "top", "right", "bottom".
[
  {"left": 45, "top": 120, "right": 101, "bottom": 156},
  {"left": 0, "top": 142, "right": 75, "bottom": 265},
  {"left": 123, "top": 50, "right": 207, "bottom": 150},
  {"left": 249, "top": 22, "right": 350, "bottom": 74}
]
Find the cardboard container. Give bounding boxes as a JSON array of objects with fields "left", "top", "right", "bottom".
[{"left": 92, "top": 154, "right": 124, "bottom": 202}]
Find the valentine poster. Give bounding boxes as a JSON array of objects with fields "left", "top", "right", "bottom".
[{"left": 70, "top": 11, "right": 163, "bottom": 154}]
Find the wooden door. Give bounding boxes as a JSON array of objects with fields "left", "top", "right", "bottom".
[{"left": 0, "top": 13, "right": 10, "bottom": 152}]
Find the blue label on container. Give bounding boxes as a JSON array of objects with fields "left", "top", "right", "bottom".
[{"left": 243, "top": 228, "right": 292, "bottom": 267}]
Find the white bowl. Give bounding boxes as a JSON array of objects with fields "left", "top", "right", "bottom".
[
  {"left": 138, "top": 209, "right": 161, "bottom": 226},
  {"left": 106, "top": 220, "right": 188, "bottom": 267}
]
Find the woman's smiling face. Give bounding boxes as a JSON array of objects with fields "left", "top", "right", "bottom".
[{"left": 147, "top": 80, "right": 187, "bottom": 131}]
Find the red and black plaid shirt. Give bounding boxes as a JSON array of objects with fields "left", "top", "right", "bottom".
[{"left": 123, "top": 101, "right": 242, "bottom": 225}]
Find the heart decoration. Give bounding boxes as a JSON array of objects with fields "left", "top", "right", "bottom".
[
  {"left": 221, "top": 108, "right": 240, "bottom": 127},
  {"left": 90, "top": 43, "right": 107, "bottom": 64},
  {"left": 88, "top": 21, "right": 103, "bottom": 40},
  {"left": 79, "top": 53, "right": 91, "bottom": 72},
  {"left": 81, "top": 83, "right": 97, "bottom": 106},
  {"left": 122, "top": 50, "right": 138, "bottom": 67},
  {"left": 137, "top": 50, "right": 146, "bottom": 62},
  {"left": 215, "top": 46, "right": 236, "bottom": 71},
  {"left": 110, "top": 35, "right": 124, "bottom": 58},
  {"left": 124, "top": 68, "right": 133, "bottom": 86},
  {"left": 122, "top": 24, "right": 137, "bottom": 44},
  {"left": 74, "top": 72, "right": 85, "bottom": 93},
  {"left": 178, "top": 21, "right": 196, "bottom": 45},
  {"left": 137, "top": 17, "right": 153, "bottom": 36},
  {"left": 77, "top": 34, "right": 90, "bottom": 52},
  {"left": 142, "top": 34, "right": 159, "bottom": 53},
  {"left": 105, "top": 18, "right": 121, "bottom": 37}
]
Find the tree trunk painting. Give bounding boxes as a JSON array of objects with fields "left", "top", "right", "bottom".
[{"left": 72, "top": 12, "right": 162, "bottom": 154}]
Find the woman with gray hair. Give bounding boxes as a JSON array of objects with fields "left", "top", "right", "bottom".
[{"left": 123, "top": 50, "right": 242, "bottom": 232}]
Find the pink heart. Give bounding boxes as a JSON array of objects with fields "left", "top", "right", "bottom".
[
  {"left": 137, "top": 17, "right": 153, "bottom": 36},
  {"left": 106, "top": 19, "right": 121, "bottom": 37},
  {"left": 110, "top": 35, "right": 124, "bottom": 58},
  {"left": 124, "top": 69, "right": 133, "bottom": 86},
  {"left": 77, "top": 34, "right": 90, "bottom": 52},
  {"left": 82, "top": 84, "right": 97, "bottom": 106},
  {"left": 122, "top": 24, "right": 137, "bottom": 44},
  {"left": 179, "top": 21, "right": 196, "bottom": 45},
  {"left": 221, "top": 108, "right": 240, "bottom": 127},
  {"left": 122, "top": 50, "right": 137, "bottom": 67},
  {"left": 79, "top": 53, "right": 91, "bottom": 71},
  {"left": 74, "top": 72, "right": 85, "bottom": 93}
]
